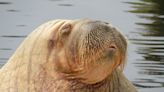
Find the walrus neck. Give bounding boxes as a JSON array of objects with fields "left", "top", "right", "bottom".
[
  {"left": 108, "top": 69, "right": 138, "bottom": 92},
  {"left": 62, "top": 69, "right": 137, "bottom": 92}
]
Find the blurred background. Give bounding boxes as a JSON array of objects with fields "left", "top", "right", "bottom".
[{"left": 0, "top": 0, "right": 164, "bottom": 92}]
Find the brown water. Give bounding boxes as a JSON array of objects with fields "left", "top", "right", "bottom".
[{"left": 0, "top": 0, "right": 164, "bottom": 92}]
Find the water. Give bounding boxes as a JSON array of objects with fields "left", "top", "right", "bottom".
[{"left": 0, "top": 0, "right": 164, "bottom": 92}]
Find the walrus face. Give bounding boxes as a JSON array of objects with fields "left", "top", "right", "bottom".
[{"left": 52, "top": 19, "right": 127, "bottom": 84}]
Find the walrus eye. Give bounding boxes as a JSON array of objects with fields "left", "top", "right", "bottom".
[
  {"left": 109, "top": 45, "right": 116, "bottom": 50},
  {"left": 60, "top": 23, "right": 72, "bottom": 36},
  {"left": 107, "top": 44, "right": 116, "bottom": 55},
  {"left": 104, "top": 22, "right": 109, "bottom": 24}
]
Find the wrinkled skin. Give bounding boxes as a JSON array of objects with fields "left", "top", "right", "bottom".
[{"left": 0, "top": 19, "right": 138, "bottom": 92}]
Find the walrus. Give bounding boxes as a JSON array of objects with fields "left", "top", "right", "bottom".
[{"left": 0, "top": 19, "right": 138, "bottom": 92}]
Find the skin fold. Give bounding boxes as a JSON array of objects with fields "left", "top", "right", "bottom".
[{"left": 0, "top": 19, "right": 138, "bottom": 92}]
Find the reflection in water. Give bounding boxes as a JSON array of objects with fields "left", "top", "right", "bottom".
[
  {"left": 127, "top": 0, "right": 164, "bottom": 89},
  {"left": 127, "top": 0, "right": 164, "bottom": 36}
]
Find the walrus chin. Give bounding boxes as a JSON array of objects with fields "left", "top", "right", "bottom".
[{"left": 0, "top": 19, "right": 137, "bottom": 92}]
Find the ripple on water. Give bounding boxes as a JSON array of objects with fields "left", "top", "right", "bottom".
[
  {"left": 58, "top": 3, "right": 73, "bottom": 7},
  {"left": 0, "top": 35, "right": 27, "bottom": 38},
  {"left": 0, "top": 2, "right": 12, "bottom": 5},
  {"left": 0, "top": 48, "right": 12, "bottom": 51},
  {"left": 7, "top": 9, "right": 20, "bottom": 12}
]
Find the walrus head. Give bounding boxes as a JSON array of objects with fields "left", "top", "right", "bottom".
[
  {"left": 46, "top": 19, "right": 127, "bottom": 84},
  {"left": 1, "top": 19, "right": 127, "bottom": 86}
]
